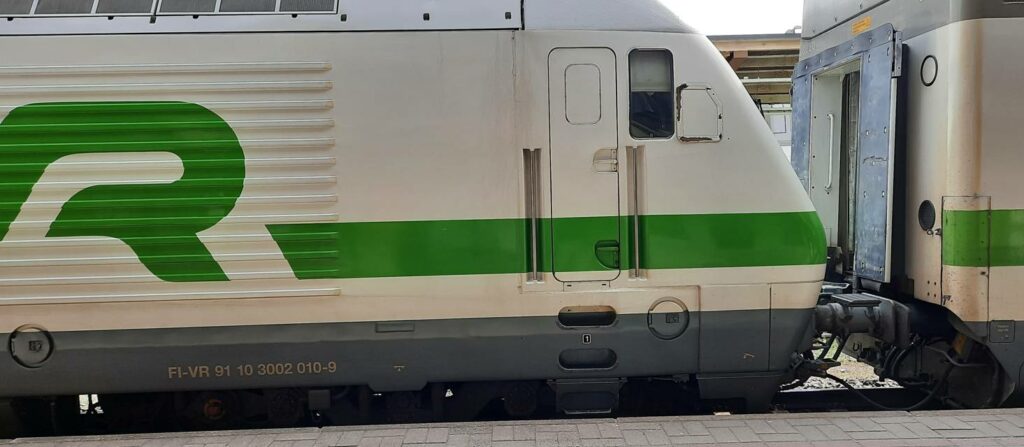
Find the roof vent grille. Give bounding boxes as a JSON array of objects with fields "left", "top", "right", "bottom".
[{"left": 35, "top": 0, "right": 95, "bottom": 14}]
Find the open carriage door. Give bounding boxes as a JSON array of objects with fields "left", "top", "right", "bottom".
[{"left": 791, "top": 25, "right": 903, "bottom": 283}]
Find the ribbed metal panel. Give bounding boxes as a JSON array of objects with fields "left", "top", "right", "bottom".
[
  {"left": 0, "top": 0, "right": 34, "bottom": 15},
  {"left": 34, "top": 0, "right": 96, "bottom": 14},
  {"left": 0, "top": 59, "right": 337, "bottom": 296},
  {"left": 279, "top": 0, "right": 334, "bottom": 12},
  {"left": 159, "top": 0, "right": 216, "bottom": 13},
  {"left": 95, "top": 0, "right": 154, "bottom": 14},
  {"left": 219, "top": 0, "right": 276, "bottom": 12}
]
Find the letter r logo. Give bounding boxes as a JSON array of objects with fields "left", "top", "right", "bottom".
[{"left": 0, "top": 102, "right": 246, "bottom": 282}]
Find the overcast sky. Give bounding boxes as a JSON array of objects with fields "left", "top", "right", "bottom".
[{"left": 662, "top": 0, "right": 805, "bottom": 36}]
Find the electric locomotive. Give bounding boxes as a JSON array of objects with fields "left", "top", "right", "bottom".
[{"left": 0, "top": 0, "right": 825, "bottom": 431}]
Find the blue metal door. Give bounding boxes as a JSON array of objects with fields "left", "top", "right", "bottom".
[{"left": 791, "top": 24, "right": 904, "bottom": 283}]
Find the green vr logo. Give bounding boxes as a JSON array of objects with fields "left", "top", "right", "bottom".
[{"left": 0, "top": 102, "right": 246, "bottom": 282}]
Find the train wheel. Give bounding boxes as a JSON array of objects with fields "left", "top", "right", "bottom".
[{"left": 944, "top": 345, "right": 1010, "bottom": 408}]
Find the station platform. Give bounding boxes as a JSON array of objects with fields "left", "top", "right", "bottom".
[{"left": 6, "top": 409, "right": 1024, "bottom": 447}]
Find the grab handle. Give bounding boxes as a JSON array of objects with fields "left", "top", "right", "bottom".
[
  {"left": 523, "top": 148, "right": 542, "bottom": 282},
  {"left": 824, "top": 113, "right": 836, "bottom": 194},
  {"left": 626, "top": 145, "right": 644, "bottom": 279}
]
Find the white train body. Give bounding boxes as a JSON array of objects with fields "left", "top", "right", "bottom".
[{"left": 0, "top": 0, "right": 824, "bottom": 415}]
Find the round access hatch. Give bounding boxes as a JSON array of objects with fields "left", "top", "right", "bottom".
[
  {"left": 9, "top": 325, "right": 54, "bottom": 368},
  {"left": 647, "top": 298, "right": 690, "bottom": 340}
]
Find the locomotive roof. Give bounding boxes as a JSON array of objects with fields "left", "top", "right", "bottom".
[{"left": 0, "top": 0, "right": 696, "bottom": 36}]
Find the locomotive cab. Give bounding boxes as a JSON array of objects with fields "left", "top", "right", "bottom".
[{"left": 0, "top": 0, "right": 828, "bottom": 432}]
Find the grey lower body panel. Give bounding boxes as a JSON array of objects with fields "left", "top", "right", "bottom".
[
  {"left": 965, "top": 320, "right": 1024, "bottom": 394},
  {"left": 0, "top": 309, "right": 813, "bottom": 398}
]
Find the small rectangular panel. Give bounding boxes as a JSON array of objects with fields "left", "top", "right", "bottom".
[
  {"left": 0, "top": 0, "right": 34, "bottom": 14},
  {"left": 990, "top": 321, "right": 1014, "bottom": 343},
  {"left": 96, "top": 0, "right": 155, "bottom": 14},
  {"left": 219, "top": 0, "right": 276, "bottom": 12},
  {"left": 851, "top": 16, "right": 873, "bottom": 35},
  {"left": 564, "top": 64, "right": 602, "bottom": 125},
  {"left": 279, "top": 0, "right": 335, "bottom": 12},
  {"left": 678, "top": 87, "right": 721, "bottom": 142},
  {"left": 769, "top": 114, "right": 788, "bottom": 134},
  {"left": 375, "top": 322, "right": 414, "bottom": 333},
  {"left": 34, "top": 0, "right": 96, "bottom": 14},
  {"left": 160, "top": 0, "right": 216, "bottom": 12}
]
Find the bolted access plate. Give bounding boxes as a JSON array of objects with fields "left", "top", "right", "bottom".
[
  {"left": 9, "top": 325, "right": 54, "bottom": 368},
  {"left": 647, "top": 297, "right": 690, "bottom": 340}
]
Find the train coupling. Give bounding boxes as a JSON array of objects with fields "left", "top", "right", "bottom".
[{"left": 814, "top": 292, "right": 912, "bottom": 349}]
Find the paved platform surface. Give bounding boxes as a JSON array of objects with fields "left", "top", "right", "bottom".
[{"left": 7, "top": 409, "right": 1024, "bottom": 447}]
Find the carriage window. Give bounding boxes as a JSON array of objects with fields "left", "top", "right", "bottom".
[{"left": 629, "top": 49, "right": 674, "bottom": 139}]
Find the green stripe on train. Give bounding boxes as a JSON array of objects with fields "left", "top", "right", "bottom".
[
  {"left": 0, "top": 101, "right": 827, "bottom": 282},
  {"left": 943, "top": 209, "right": 1024, "bottom": 267},
  {"left": 268, "top": 212, "right": 827, "bottom": 279},
  {"left": 0, "top": 102, "right": 245, "bottom": 282}
]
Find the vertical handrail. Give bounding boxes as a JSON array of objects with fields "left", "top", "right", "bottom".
[
  {"left": 824, "top": 112, "right": 836, "bottom": 194},
  {"left": 627, "top": 146, "right": 644, "bottom": 280},
  {"left": 523, "top": 148, "right": 542, "bottom": 283}
]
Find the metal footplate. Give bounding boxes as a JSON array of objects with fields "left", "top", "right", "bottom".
[
  {"left": 831, "top": 293, "right": 882, "bottom": 308},
  {"left": 549, "top": 378, "right": 624, "bottom": 415}
]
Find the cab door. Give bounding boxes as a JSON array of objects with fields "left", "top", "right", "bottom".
[{"left": 548, "top": 48, "right": 621, "bottom": 283}]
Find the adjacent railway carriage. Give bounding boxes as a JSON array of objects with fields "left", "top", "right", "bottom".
[
  {"left": 0, "top": 0, "right": 826, "bottom": 429},
  {"left": 794, "top": 0, "right": 1024, "bottom": 408}
]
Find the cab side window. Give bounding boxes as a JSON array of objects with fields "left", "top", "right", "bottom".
[{"left": 629, "top": 49, "right": 674, "bottom": 139}]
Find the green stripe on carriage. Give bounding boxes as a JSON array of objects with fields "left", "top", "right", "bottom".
[
  {"left": 943, "top": 209, "right": 1024, "bottom": 267},
  {"left": 268, "top": 211, "right": 827, "bottom": 279}
]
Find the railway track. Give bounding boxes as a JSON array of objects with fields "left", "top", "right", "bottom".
[{"left": 771, "top": 388, "right": 944, "bottom": 413}]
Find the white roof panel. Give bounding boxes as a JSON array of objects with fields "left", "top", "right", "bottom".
[{"left": 0, "top": 0, "right": 696, "bottom": 35}]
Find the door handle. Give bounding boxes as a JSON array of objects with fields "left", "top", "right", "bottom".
[
  {"left": 594, "top": 240, "right": 621, "bottom": 269},
  {"left": 592, "top": 148, "right": 618, "bottom": 173}
]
